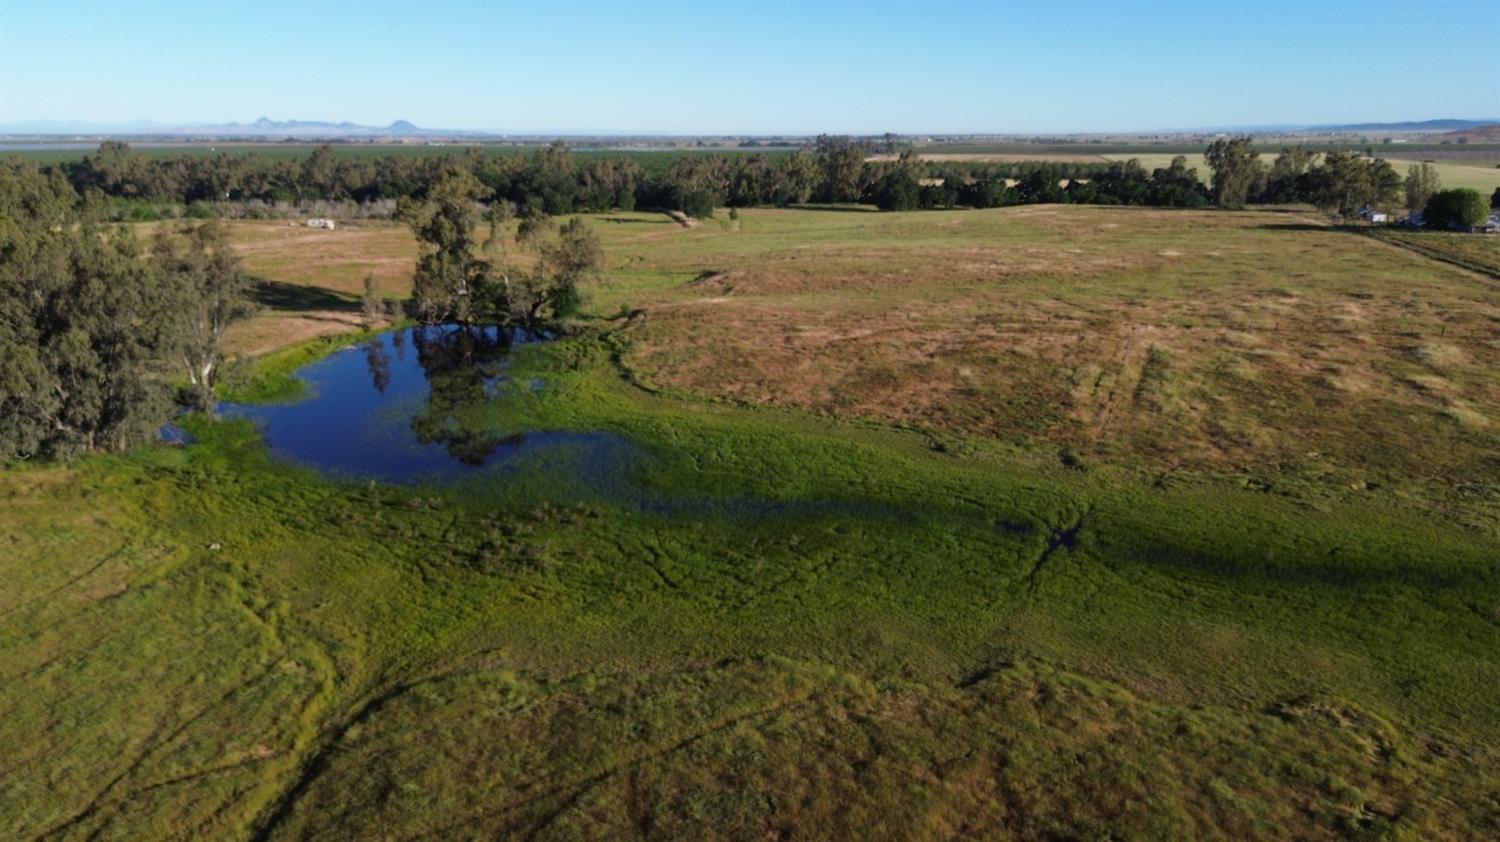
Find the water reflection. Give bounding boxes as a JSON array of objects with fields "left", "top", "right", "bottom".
[
  {"left": 364, "top": 339, "right": 391, "bottom": 394},
  {"left": 408, "top": 326, "right": 519, "bottom": 465}
]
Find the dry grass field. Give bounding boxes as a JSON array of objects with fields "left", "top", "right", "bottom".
[
  {"left": 220, "top": 222, "right": 417, "bottom": 355},
  {"left": 221, "top": 206, "right": 1500, "bottom": 527}
]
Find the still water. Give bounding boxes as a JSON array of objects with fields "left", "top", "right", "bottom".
[{"left": 222, "top": 325, "right": 635, "bottom": 485}]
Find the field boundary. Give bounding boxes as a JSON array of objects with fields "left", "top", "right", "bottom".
[{"left": 1358, "top": 228, "right": 1500, "bottom": 281}]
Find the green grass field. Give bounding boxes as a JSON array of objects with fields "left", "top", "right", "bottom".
[{"left": 4, "top": 206, "right": 1498, "bottom": 839}]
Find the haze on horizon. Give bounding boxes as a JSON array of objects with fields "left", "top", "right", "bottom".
[{"left": 1, "top": 0, "right": 1497, "bottom": 135}]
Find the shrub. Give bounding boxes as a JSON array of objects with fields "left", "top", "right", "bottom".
[
  {"left": 676, "top": 188, "right": 717, "bottom": 219},
  {"left": 118, "top": 200, "right": 160, "bottom": 222},
  {"left": 1424, "top": 189, "right": 1488, "bottom": 229},
  {"left": 873, "top": 170, "right": 920, "bottom": 211},
  {"left": 184, "top": 201, "right": 219, "bottom": 219},
  {"left": 971, "top": 178, "right": 1015, "bottom": 209}
]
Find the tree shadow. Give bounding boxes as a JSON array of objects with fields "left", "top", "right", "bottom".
[
  {"left": 599, "top": 216, "right": 665, "bottom": 225},
  {"left": 785, "top": 203, "right": 882, "bottom": 213},
  {"left": 1255, "top": 223, "right": 1339, "bottom": 232},
  {"left": 251, "top": 278, "right": 360, "bottom": 312}
]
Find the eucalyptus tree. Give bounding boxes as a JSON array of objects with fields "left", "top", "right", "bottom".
[
  {"left": 1204, "top": 136, "right": 1265, "bottom": 209},
  {"left": 1, "top": 162, "right": 180, "bottom": 457},
  {"left": 362, "top": 272, "right": 383, "bottom": 330},
  {"left": 538, "top": 217, "right": 603, "bottom": 318},
  {"left": 1305, "top": 151, "right": 1401, "bottom": 217},
  {"left": 813, "top": 135, "right": 868, "bottom": 203},
  {"left": 772, "top": 149, "right": 821, "bottom": 206},
  {"left": 152, "top": 221, "right": 256, "bottom": 410},
  {"left": 399, "top": 167, "right": 493, "bottom": 324},
  {"left": 1261, "top": 146, "right": 1316, "bottom": 203},
  {"left": 1404, "top": 162, "right": 1441, "bottom": 213}
]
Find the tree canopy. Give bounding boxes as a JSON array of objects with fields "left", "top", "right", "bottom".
[
  {"left": 1, "top": 160, "right": 254, "bottom": 459},
  {"left": 400, "top": 168, "right": 492, "bottom": 324},
  {"left": 1303, "top": 151, "right": 1401, "bottom": 217},
  {"left": 1423, "top": 189, "right": 1489, "bottom": 229},
  {"left": 152, "top": 221, "right": 254, "bottom": 409},
  {"left": 1205, "top": 137, "right": 1264, "bottom": 209},
  {"left": 1404, "top": 163, "right": 1441, "bottom": 213}
]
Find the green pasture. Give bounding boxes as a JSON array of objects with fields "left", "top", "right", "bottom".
[{"left": 3, "top": 329, "right": 1497, "bottom": 839}]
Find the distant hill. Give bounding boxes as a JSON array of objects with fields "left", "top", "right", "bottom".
[
  {"left": 1435, "top": 123, "right": 1500, "bottom": 142},
  {"left": 0, "top": 117, "right": 487, "bottom": 138},
  {"left": 1319, "top": 119, "right": 1500, "bottom": 132}
]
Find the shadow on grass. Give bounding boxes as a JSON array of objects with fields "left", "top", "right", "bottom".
[
  {"left": 252, "top": 279, "right": 360, "bottom": 312},
  {"left": 786, "top": 203, "right": 882, "bottom": 213},
  {"left": 600, "top": 216, "right": 666, "bottom": 225},
  {"left": 1256, "top": 223, "right": 1338, "bottom": 232}
]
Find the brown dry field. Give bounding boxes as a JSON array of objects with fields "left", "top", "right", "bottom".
[
  {"left": 221, "top": 221, "right": 417, "bottom": 355},
  {"left": 216, "top": 206, "right": 1500, "bottom": 522},
  {"left": 227, "top": 220, "right": 417, "bottom": 296}
]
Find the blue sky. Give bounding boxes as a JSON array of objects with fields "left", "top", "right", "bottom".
[{"left": 1, "top": 0, "right": 1496, "bottom": 133}]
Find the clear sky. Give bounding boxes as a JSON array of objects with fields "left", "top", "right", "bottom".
[{"left": 1, "top": 0, "right": 1496, "bottom": 134}]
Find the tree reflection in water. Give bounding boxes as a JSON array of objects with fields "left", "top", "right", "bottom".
[
  {"left": 404, "top": 325, "right": 523, "bottom": 465},
  {"left": 363, "top": 340, "right": 392, "bottom": 395}
]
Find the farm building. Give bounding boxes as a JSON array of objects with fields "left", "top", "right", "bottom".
[
  {"left": 1358, "top": 207, "right": 1388, "bottom": 224},
  {"left": 306, "top": 218, "right": 336, "bottom": 230}
]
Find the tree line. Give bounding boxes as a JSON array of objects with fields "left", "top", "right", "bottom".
[
  {"left": 1203, "top": 137, "right": 1494, "bottom": 226},
  {"left": 53, "top": 137, "right": 1197, "bottom": 217},
  {"left": 38, "top": 136, "right": 1486, "bottom": 223}
]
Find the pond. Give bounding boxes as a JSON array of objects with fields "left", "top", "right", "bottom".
[
  {"left": 218, "top": 325, "right": 930, "bottom": 528},
  {"left": 222, "top": 325, "right": 637, "bottom": 487}
]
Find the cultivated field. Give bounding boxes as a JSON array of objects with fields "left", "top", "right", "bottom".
[{"left": 5, "top": 205, "right": 1498, "bottom": 839}]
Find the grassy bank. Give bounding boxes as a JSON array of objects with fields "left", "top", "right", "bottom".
[{"left": 3, "top": 331, "right": 1498, "bottom": 839}]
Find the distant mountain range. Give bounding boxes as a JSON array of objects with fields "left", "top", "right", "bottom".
[
  {"left": 0, "top": 117, "right": 485, "bottom": 138},
  {"left": 1, "top": 117, "right": 1497, "bottom": 139}
]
